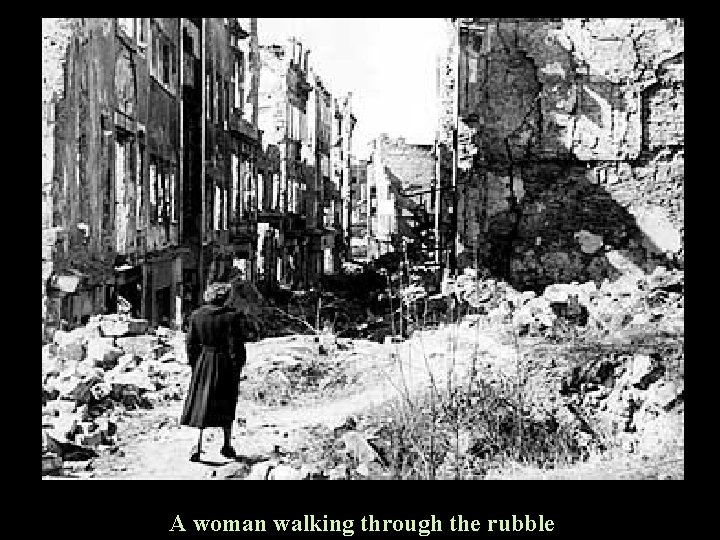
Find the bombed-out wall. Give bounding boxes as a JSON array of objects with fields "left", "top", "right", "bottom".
[
  {"left": 444, "top": 18, "right": 684, "bottom": 291},
  {"left": 42, "top": 19, "right": 119, "bottom": 330}
]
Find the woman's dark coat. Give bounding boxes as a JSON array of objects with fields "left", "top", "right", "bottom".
[{"left": 180, "top": 304, "right": 247, "bottom": 428}]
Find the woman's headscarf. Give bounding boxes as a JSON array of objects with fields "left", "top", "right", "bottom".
[{"left": 203, "top": 282, "right": 232, "bottom": 305}]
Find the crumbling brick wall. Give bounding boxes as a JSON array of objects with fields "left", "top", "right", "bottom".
[
  {"left": 43, "top": 19, "right": 117, "bottom": 330},
  {"left": 446, "top": 18, "right": 684, "bottom": 290},
  {"left": 368, "top": 135, "right": 436, "bottom": 258}
]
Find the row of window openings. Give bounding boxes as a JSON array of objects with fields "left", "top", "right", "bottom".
[
  {"left": 115, "top": 138, "right": 177, "bottom": 228},
  {"left": 204, "top": 183, "right": 256, "bottom": 233},
  {"left": 206, "top": 56, "right": 248, "bottom": 125},
  {"left": 117, "top": 19, "right": 176, "bottom": 92}
]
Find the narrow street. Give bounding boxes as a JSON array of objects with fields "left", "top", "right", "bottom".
[
  {"left": 67, "top": 324, "right": 523, "bottom": 479},
  {"left": 43, "top": 18, "right": 684, "bottom": 481}
]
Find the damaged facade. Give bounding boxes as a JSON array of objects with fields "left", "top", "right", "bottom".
[
  {"left": 192, "top": 18, "right": 261, "bottom": 298},
  {"left": 437, "top": 18, "right": 684, "bottom": 290},
  {"left": 366, "top": 135, "right": 439, "bottom": 265},
  {"left": 42, "top": 17, "right": 261, "bottom": 336},
  {"left": 305, "top": 70, "right": 339, "bottom": 283},
  {"left": 349, "top": 157, "right": 369, "bottom": 261},
  {"left": 332, "top": 93, "right": 357, "bottom": 263},
  {"left": 257, "top": 40, "right": 355, "bottom": 289},
  {"left": 257, "top": 40, "right": 313, "bottom": 289}
]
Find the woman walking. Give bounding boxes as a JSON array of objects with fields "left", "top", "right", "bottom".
[{"left": 181, "top": 282, "right": 246, "bottom": 461}]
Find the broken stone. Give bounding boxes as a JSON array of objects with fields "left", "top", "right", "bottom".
[
  {"left": 341, "top": 431, "right": 382, "bottom": 465},
  {"left": 648, "top": 267, "right": 683, "bottom": 293},
  {"left": 327, "top": 465, "right": 349, "bottom": 480},
  {"left": 76, "top": 421, "right": 98, "bottom": 435},
  {"left": 100, "top": 318, "right": 149, "bottom": 338},
  {"left": 246, "top": 460, "right": 278, "bottom": 480},
  {"left": 86, "top": 337, "right": 123, "bottom": 369},
  {"left": 43, "top": 386, "right": 60, "bottom": 405},
  {"left": 574, "top": 230, "right": 604, "bottom": 254},
  {"left": 114, "top": 353, "right": 140, "bottom": 372},
  {"left": 268, "top": 464, "right": 305, "bottom": 480},
  {"left": 116, "top": 335, "right": 164, "bottom": 359},
  {"left": 44, "top": 399, "right": 76, "bottom": 417},
  {"left": 79, "top": 431, "right": 103, "bottom": 448},
  {"left": 121, "top": 387, "right": 142, "bottom": 408},
  {"left": 158, "top": 351, "right": 177, "bottom": 363},
  {"left": 53, "top": 328, "right": 88, "bottom": 349},
  {"left": 107, "top": 371, "right": 155, "bottom": 392},
  {"left": 75, "top": 361, "right": 105, "bottom": 380},
  {"left": 66, "top": 375, "right": 103, "bottom": 404},
  {"left": 56, "top": 342, "right": 85, "bottom": 364},
  {"left": 90, "top": 381, "right": 112, "bottom": 401},
  {"left": 42, "top": 452, "right": 63, "bottom": 475},
  {"left": 626, "top": 354, "right": 654, "bottom": 386},
  {"left": 270, "top": 354, "right": 302, "bottom": 369},
  {"left": 45, "top": 412, "right": 81, "bottom": 442},
  {"left": 42, "top": 344, "right": 61, "bottom": 377},
  {"left": 44, "top": 428, "right": 68, "bottom": 455}
]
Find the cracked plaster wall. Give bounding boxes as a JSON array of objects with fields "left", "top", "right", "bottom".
[{"left": 444, "top": 18, "right": 684, "bottom": 290}]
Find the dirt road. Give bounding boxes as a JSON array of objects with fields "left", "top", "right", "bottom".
[{"left": 82, "top": 324, "right": 521, "bottom": 479}]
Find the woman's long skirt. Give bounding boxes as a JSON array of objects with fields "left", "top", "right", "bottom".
[{"left": 180, "top": 347, "right": 240, "bottom": 428}]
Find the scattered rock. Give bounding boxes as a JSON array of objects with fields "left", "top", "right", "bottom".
[
  {"left": 341, "top": 431, "right": 382, "bottom": 465},
  {"left": 100, "top": 318, "right": 149, "bottom": 338},
  {"left": 246, "top": 460, "right": 278, "bottom": 480},
  {"left": 42, "top": 452, "right": 63, "bottom": 475},
  {"left": 327, "top": 465, "right": 349, "bottom": 480},
  {"left": 86, "top": 337, "right": 123, "bottom": 369},
  {"left": 67, "top": 374, "right": 104, "bottom": 404},
  {"left": 115, "top": 335, "right": 165, "bottom": 359},
  {"left": 268, "top": 464, "right": 305, "bottom": 480}
]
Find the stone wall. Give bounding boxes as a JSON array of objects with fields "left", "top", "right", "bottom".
[
  {"left": 367, "top": 135, "right": 436, "bottom": 259},
  {"left": 444, "top": 18, "right": 684, "bottom": 290},
  {"left": 42, "top": 19, "right": 118, "bottom": 332}
]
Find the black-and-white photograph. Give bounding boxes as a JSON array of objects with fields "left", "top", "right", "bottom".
[{"left": 42, "top": 18, "right": 684, "bottom": 480}]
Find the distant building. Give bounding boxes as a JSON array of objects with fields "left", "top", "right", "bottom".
[
  {"left": 257, "top": 39, "right": 312, "bottom": 290},
  {"left": 304, "top": 70, "right": 338, "bottom": 283},
  {"left": 366, "top": 135, "right": 437, "bottom": 264},
  {"left": 349, "top": 157, "right": 369, "bottom": 260},
  {"left": 332, "top": 93, "right": 357, "bottom": 263},
  {"left": 189, "top": 17, "right": 261, "bottom": 304}
]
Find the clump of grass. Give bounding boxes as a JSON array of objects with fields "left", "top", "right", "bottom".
[{"left": 375, "top": 356, "right": 585, "bottom": 480}]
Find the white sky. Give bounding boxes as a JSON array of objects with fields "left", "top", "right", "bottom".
[{"left": 258, "top": 18, "right": 446, "bottom": 159}]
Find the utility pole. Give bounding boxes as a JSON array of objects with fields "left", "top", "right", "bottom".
[
  {"left": 434, "top": 142, "right": 441, "bottom": 266},
  {"left": 177, "top": 17, "right": 185, "bottom": 328},
  {"left": 199, "top": 17, "right": 206, "bottom": 300},
  {"left": 450, "top": 18, "right": 461, "bottom": 277}
]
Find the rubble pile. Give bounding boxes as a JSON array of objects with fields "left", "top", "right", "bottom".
[
  {"left": 439, "top": 266, "right": 684, "bottom": 339},
  {"left": 557, "top": 337, "right": 684, "bottom": 456},
  {"left": 42, "top": 315, "right": 190, "bottom": 476},
  {"left": 240, "top": 336, "right": 379, "bottom": 406},
  {"left": 233, "top": 417, "right": 393, "bottom": 480}
]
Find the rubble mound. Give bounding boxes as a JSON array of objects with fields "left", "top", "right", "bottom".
[
  {"left": 438, "top": 266, "right": 684, "bottom": 340},
  {"left": 42, "top": 315, "right": 190, "bottom": 476},
  {"left": 240, "top": 336, "right": 375, "bottom": 406}
]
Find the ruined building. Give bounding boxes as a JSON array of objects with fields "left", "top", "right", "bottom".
[
  {"left": 304, "top": 70, "right": 339, "bottom": 283},
  {"left": 437, "top": 18, "right": 684, "bottom": 290},
  {"left": 257, "top": 40, "right": 312, "bottom": 289},
  {"left": 366, "top": 135, "right": 438, "bottom": 265},
  {"left": 191, "top": 18, "right": 261, "bottom": 297},
  {"left": 349, "top": 157, "right": 369, "bottom": 261},
  {"left": 332, "top": 93, "right": 357, "bottom": 262},
  {"left": 42, "top": 18, "right": 261, "bottom": 336},
  {"left": 257, "top": 40, "right": 354, "bottom": 288}
]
